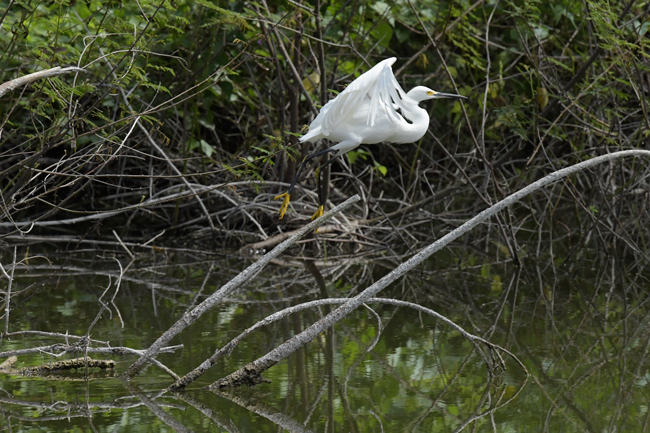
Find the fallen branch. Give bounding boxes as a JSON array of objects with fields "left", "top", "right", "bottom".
[
  {"left": 240, "top": 219, "right": 361, "bottom": 254},
  {"left": 0, "top": 183, "right": 225, "bottom": 228},
  {"left": 122, "top": 194, "right": 361, "bottom": 377},
  {"left": 20, "top": 357, "right": 115, "bottom": 376},
  {"left": 208, "top": 149, "right": 650, "bottom": 389},
  {"left": 0, "top": 343, "right": 183, "bottom": 359},
  {"left": 171, "top": 296, "right": 524, "bottom": 390}
]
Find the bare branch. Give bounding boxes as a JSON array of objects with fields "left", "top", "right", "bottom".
[
  {"left": 123, "top": 194, "right": 361, "bottom": 377},
  {"left": 0, "top": 67, "right": 84, "bottom": 99},
  {"left": 209, "top": 150, "right": 650, "bottom": 389}
]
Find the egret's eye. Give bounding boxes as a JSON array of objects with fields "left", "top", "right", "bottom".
[{"left": 427, "top": 91, "right": 435, "bottom": 96}]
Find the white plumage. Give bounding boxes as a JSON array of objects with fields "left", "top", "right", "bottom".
[{"left": 275, "top": 57, "right": 467, "bottom": 220}]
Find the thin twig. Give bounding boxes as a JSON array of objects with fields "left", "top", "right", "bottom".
[{"left": 1, "top": 247, "right": 17, "bottom": 339}]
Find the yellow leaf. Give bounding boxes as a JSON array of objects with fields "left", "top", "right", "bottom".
[
  {"left": 417, "top": 53, "right": 429, "bottom": 69},
  {"left": 302, "top": 71, "right": 320, "bottom": 93},
  {"left": 537, "top": 86, "right": 549, "bottom": 110},
  {"left": 504, "top": 385, "right": 517, "bottom": 399}
]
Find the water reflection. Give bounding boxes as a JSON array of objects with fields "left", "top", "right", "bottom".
[{"left": 0, "top": 246, "right": 647, "bottom": 431}]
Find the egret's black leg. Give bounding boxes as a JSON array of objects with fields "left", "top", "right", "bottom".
[
  {"left": 274, "top": 147, "right": 337, "bottom": 219},
  {"left": 312, "top": 154, "right": 344, "bottom": 221},
  {"left": 288, "top": 148, "right": 336, "bottom": 196}
]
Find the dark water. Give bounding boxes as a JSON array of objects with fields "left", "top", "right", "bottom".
[{"left": 0, "top": 246, "right": 648, "bottom": 432}]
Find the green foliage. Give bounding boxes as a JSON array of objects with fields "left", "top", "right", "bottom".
[
  {"left": 348, "top": 149, "right": 387, "bottom": 176},
  {"left": 1, "top": 0, "right": 647, "bottom": 230}
]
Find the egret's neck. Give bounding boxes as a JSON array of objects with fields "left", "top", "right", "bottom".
[{"left": 398, "top": 104, "right": 430, "bottom": 144}]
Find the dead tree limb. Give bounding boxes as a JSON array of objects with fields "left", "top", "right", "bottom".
[
  {"left": 209, "top": 149, "right": 650, "bottom": 389},
  {"left": 171, "top": 296, "right": 526, "bottom": 390},
  {"left": 123, "top": 194, "right": 361, "bottom": 377},
  {"left": 0, "top": 67, "right": 84, "bottom": 99}
]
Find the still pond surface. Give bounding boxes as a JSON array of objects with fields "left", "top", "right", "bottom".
[{"left": 0, "top": 245, "right": 648, "bottom": 432}]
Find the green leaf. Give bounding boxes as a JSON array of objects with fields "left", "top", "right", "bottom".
[
  {"left": 370, "top": 21, "right": 393, "bottom": 49},
  {"left": 347, "top": 149, "right": 369, "bottom": 165},
  {"left": 200, "top": 140, "right": 214, "bottom": 157}
]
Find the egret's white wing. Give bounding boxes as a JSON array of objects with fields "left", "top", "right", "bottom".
[
  {"left": 313, "top": 57, "right": 411, "bottom": 138},
  {"left": 367, "top": 63, "right": 412, "bottom": 126}
]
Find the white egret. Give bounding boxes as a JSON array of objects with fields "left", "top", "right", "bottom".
[{"left": 275, "top": 57, "right": 467, "bottom": 220}]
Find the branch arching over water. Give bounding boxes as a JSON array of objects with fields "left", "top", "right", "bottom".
[
  {"left": 209, "top": 149, "right": 650, "bottom": 389},
  {"left": 170, "top": 296, "right": 525, "bottom": 390}
]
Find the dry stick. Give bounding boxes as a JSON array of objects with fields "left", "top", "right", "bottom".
[
  {"left": 241, "top": 219, "right": 361, "bottom": 254},
  {"left": 0, "top": 184, "right": 224, "bottom": 228},
  {"left": 208, "top": 150, "right": 650, "bottom": 389},
  {"left": 1, "top": 234, "right": 208, "bottom": 256},
  {"left": 0, "top": 67, "right": 84, "bottom": 99},
  {"left": 0, "top": 343, "right": 183, "bottom": 359},
  {"left": 3, "top": 329, "right": 117, "bottom": 344},
  {"left": 1, "top": 247, "right": 16, "bottom": 339},
  {"left": 122, "top": 195, "right": 361, "bottom": 377},
  {"left": 113, "top": 231, "right": 135, "bottom": 258},
  {"left": 133, "top": 120, "right": 217, "bottom": 231}
]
